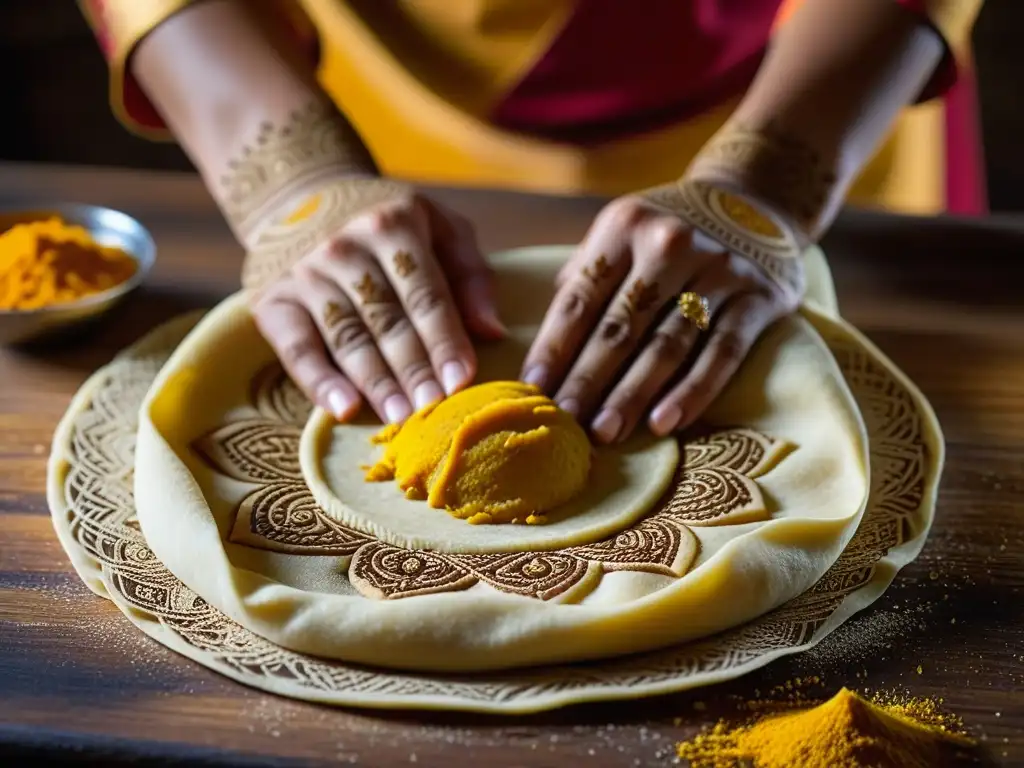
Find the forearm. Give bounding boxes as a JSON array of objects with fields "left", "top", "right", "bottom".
[
  {"left": 130, "top": 0, "right": 377, "bottom": 242},
  {"left": 692, "top": 0, "right": 945, "bottom": 241}
]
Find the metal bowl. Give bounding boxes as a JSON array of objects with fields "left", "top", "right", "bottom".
[{"left": 0, "top": 203, "right": 156, "bottom": 346}]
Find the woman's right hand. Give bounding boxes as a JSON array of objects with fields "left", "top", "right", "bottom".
[{"left": 250, "top": 191, "right": 505, "bottom": 424}]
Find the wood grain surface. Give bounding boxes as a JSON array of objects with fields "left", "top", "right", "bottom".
[{"left": 0, "top": 163, "right": 1021, "bottom": 767}]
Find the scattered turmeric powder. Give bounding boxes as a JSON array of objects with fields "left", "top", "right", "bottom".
[
  {"left": 677, "top": 688, "right": 975, "bottom": 768},
  {"left": 0, "top": 218, "right": 137, "bottom": 310}
]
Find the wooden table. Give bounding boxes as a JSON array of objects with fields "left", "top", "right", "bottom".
[{"left": 1, "top": 163, "right": 1021, "bottom": 767}]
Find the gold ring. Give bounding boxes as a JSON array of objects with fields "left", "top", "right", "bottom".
[{"left": 678, "top": 291, "right": 710, "bottom": 331}]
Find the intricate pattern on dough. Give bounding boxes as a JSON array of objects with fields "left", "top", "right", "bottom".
[
  {"left": 190, "top": 364, "right": 790, "bottom": 601},
  {"left": 49, "top": 311, "right": 935, "bottom": 710},
  {"left": 466, "top": 553, "right": 596, "bottom": 601},
  {"left": 665, "top": 428, "right": 794, "bottom": 527},
  {"left": 568, "top": 518, "right": 688, "bottom": 576},
  {"left": 349, "top": 543, "right": 477, "bottom": 600},
  {"left": 239, "top": 484, "right": 369, "bottom": 556}
]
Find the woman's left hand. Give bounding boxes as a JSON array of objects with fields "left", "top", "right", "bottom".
[{"left": 520, "top": 195, "right": 800, "bottom": 444}]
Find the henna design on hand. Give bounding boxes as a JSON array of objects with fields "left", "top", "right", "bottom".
[
  {"left": 625, "top": 278, "right": 660, "bottom": 314},
  {"left": 392, "top": 250, "right": 417, "bottom": 278},
  {"left": 241, "top": 180, "right": 410, "bottom": 293},
  {"left": 637, "top": 120, "right": 837, "bottom": 302},
  {"left": 689, "top": 120, "right": 837, "bottom": 236},
  {"left": 322, "top": 300, "right": 348, "bottom": 329},
  {"left": 582, "top": 254, "right": 612, "bottom": 283},
  {"left": 219, "top": 100, "right": 379, "bottom": 240},
  {"left": 354, "top": 273, "right": 388, "bottom": 305}
]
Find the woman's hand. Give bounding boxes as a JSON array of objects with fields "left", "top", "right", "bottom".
[
  {"left": 251, "top": 191, "right": 505, "bottom": 424},
  {"left": 521, "top": 195, "right": 800, "bottom": 444}
]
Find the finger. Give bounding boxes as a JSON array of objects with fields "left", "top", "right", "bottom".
[
  {"left": 590, "top": 272, "right": 733, "bottom": 444},
  {"left": 300, "top": 271, "right": 406, "bottom": 424},
  {"left": 317, "top": 239, "right": 432, "bottom": 422},
  {"left": 252, "top": 289, "right": 360, "bottom": 420},
  {"left": 426, "top": 199, "right": 506, "bottom": 341},
  {"left": 649, "top": 291, "right": 783, "bottom": 435},
  {"left": 348, "top": 200, "right": 478, "bottom": 396},
  {"left": 554, "top": 244, "right": 589, "bottom": 290},
  {"left": 520, "top": 201, "right": 641, "bottom": 393},
  {"left": 553, "top": 214, "right": 722, "bottom": 421}
]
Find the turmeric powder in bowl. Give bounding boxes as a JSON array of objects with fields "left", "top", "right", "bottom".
[{"left": 0, "top": 217, "right": 138, "bottom": 311}]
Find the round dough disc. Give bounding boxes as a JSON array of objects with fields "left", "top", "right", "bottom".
[
  {"left": 302, "top": 331, "right": 680, "bottom": 553},
  {"left": 129, "top": 246, "right": 869, "bottom": 673}
]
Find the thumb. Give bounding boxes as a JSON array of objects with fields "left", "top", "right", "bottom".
[{"left": 426, "top": 201, "right": 507, "bottom": 340}]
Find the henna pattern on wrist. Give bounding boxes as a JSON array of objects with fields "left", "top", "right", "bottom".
[
  {"left": 241, "top": 179, "right": 410, "bottom": 293},
  {"left": 219, "top": 100, "right": 379, "bottom": 240},
  {"left": 687, "top": 121, "right": 838, "bottom": 237},
  {"left": 638, "top": 120, "right": 839, "bottom": 301},
  {"left": 637, "top": 120, "right": 837, "bottom": 301},
  {"left": 641, "top": 179, "right": 807, "bottom": 299}
]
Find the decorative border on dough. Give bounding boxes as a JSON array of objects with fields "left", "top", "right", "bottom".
[{"left": 47, "top": 306, "right": 940, "bottom": 713}]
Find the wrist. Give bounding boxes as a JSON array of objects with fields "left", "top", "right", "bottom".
[
  {"left": 637, "top": 122, "right": 843, "bottom": 301},
  {"left": 684, "top": 120, "right": 843, "bottom": 245},
  {"left": 241, "top": 176, "right": 412, "bottom": 294},
  {"left": 216, "top": 98, "right": 381, "bottom": 244}
]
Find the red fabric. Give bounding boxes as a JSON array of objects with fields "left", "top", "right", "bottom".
[
  {"left": 943, "top": 57, "right": 988, "bottom": 215},
  {"left": 493, "top": 0, "right": 961, "bottom": 142},
  {"left": 85, "top": 0, "right": 981, "bottom": 207},
  {"left": 493, "top": 0, "right": 781, "bottom": 143}
]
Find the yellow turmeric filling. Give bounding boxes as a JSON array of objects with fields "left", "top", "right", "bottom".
[
  {"left": 0, "top": 218, "right": 138, "bottom": 311},
  {"left": 365, "top": 381, "right": 592, "bottom": 525}
]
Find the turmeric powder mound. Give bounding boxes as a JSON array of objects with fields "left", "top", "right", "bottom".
[
  {"left": 365, "top": 381, "right": 592, "bottom": 525},
  {"left": 677, "top": 688, "right": 975, "bottom": 768},
  {"left": 0, "top": 218, "right": 138, "bottom": 311}
]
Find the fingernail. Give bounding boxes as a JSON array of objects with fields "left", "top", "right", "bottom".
[
  {"left": 523, "top": 365, "right": 548, "bottom": 389},
  {"left": 441, "top": 361, "right": 467, "bottom": 394},
  {"left": 383, "top": 394, "right": 413, "bottom": 424},
  {"left": 592, "top": 409, "right": 623, "bottom": 444},
  {"left": 558, "top": 398, "right": 580, "bottom": 418},
  {"left": 327, "top": 388, "right": 358, "bottom": 420},
  {"left": 414, "top": 380, "right": 444, "bottom": 410},
  {"left": 650, "top": 403, "right": 682, "bottom": 435}
]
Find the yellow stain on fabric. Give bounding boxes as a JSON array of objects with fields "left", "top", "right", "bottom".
[{"left": 365, "top": 381, "right": 592, "bottom": 524}]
